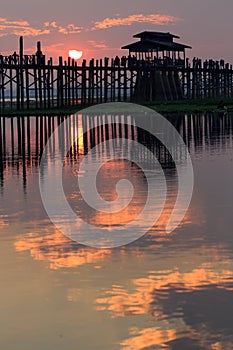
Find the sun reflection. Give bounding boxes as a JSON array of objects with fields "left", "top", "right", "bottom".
[
  {"left": 77, "top": 127, "right": 84, "bottom": 154},
  {"left": 64, "top": 156, "right": 202, "bottom": 235}
]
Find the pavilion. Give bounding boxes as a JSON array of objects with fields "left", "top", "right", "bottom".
[{"left": 121, "top": 31, "right": 192, "bottom": 66}]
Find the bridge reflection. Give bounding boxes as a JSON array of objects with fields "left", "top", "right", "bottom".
[{"left": 1, "top": 112, "right": 233, "bottom": 189}]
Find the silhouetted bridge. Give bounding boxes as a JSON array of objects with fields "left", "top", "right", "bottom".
[{"left": 0, "top": 37, "right": 233, "bottom": 113}]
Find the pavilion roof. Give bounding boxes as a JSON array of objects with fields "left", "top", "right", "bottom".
[
  {"left": 121, "top": 31, "right": 192, "bottom": 53},
  {"left": 121, "top": 39, "right": 192, "bottom": 52},
  {"left": 133, "top": 31, "right": 180, "bottom": 40}
]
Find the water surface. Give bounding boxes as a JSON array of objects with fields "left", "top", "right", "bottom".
[{"left": 0, "top": 112, "right": 233, "bottom": 349}]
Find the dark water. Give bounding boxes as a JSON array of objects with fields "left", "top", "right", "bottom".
[{"left": 0, "top": 112, "right": 233, "bottom": 349}]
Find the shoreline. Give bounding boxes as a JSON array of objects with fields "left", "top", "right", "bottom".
[{"left": 1, "top": 98, "right": 233, "bottom": 116}]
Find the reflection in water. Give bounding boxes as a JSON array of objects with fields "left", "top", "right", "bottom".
[
  {"left": 94, "top": 250, "right": 233, "bottom": 348},
  {"left": 120, "top": 325, "right": 193, "bottom": 350},
  {"left": 0, "top": 217, "right": 8, "bottom": 229},
  {"left": 98, "top": 267, "right": 233, "bottom": 349},
  {"left": 0, "top": 112, "right": 233, "bottom": 349},
  {"left": 1, "top": 112, "right": 233, "bottom": 187},
  {"left": 96, "top": 262, "right": 233, "bottom": 317},
  {"left": 14, "top": 227, "right": 113, "bottom": 270},
  {"left": 0, "top": 114, "right": 233, "bottom": 187}
]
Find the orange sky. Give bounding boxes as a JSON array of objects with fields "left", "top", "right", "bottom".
[{"left": 0, "top": 0, "right": 233, "bottom": 63}]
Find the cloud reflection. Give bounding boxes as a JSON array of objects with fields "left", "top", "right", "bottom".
[
  {"left": 95, "top": 257, "right": 233, "bottom": 349},
  {"left": 14, "top": 229, "right": 112, "bottom": 270}
]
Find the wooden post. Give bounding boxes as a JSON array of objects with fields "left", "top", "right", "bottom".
[
  {"left": 57, "top": 56, "right": 63, "bottom": 107},
  {"left": 19, "top": 36, "right": 24, "bottom": 110},
  {"left": 0, "top": 59, "right": 5, "bottom": 112},
  {"left": 33, "top": 56, "right": 38, "bottom": 109},
  {"left": 50, "top": 58, "right": 54, "bottom": 108},
  {"left": 71, "top": 58, "right": 75, "bottom": 106},
  {"left": 111, "top": 58, "right": 115, "bottom": 102},
  {"left": 43, "top": 61, "right": 46, "bottom": 109},
  {"left": 75, "top": 61, "right": 78, "bottom": 105},
  {"left": 82, "top": 60, "right": 87, "bottom": 105},
  {"left": 9, "top": 56, "right": 13, "bottom": 111},
  {"left": 64, "top": 60, "right": 68, "bottom": 106},
  {"left": 118, "top": 64, "right": 121, "bottom": 102},
  {"left": 123, "top": 63, "right": 127, "bottom": 101},
  {"left": 100, "top": 59, "right": 103, "bottom": 103},
  {"left": 96, "top": 60, "right": 99, "bottom": 103},
  {"left": 47, "top": 59, "right": 51, "bottom": 109},
  {"left": 16, "top": 65, "right": 20, "bottom": 111},
  {"left": 68, "top": 57, "right": 71, "bottom": 106},
  {"left": 37, "top": 43, "right": 43, "bottom": 109},
  {"left": 104, "top": 57, "right": 108, "bottom": 103},
  {"left": 91, "top": 59, "right": 95, "bottom": 104}
]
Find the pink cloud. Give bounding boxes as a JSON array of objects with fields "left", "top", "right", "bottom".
[
  {"left": 0, "top": 17, "right": 50, "bottom": 37},
  {"left": 44, "top": 21, "right": 58, "bottom": 29},
  {"left": 93, "top": 13, "right": 182, "bottom": 30},
  {"left": 0, "top": 18, "right": 29, "bottom": 27},
  {"left": 44, "top": 21, "right": 83, "bottom": 34},
  {"left": 0, "top": 14, "right": 181, "bottom": 42},
  {"left": 0, "top": 17, "right": 82, "bottom": 38},
  {"left": 58, "top": 24, "right": 82, "bottom": 34}
]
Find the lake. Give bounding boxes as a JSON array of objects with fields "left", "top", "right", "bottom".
[{"left": 0, "top": 110, "right": 233, "bottom": 350}]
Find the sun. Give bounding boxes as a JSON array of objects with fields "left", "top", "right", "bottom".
[{"left": 68, "top": 50, "right": 83, "bottom": 60}]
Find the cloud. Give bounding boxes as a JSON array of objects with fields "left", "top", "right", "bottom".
[
  {"left": 44, "top": 21, "right": 83, "bottom": 34},
  {"left": 0, "top": 18, "right": 29, "bottom": 27},
  {"left": 44, "top": 21, "right": 58, "bottom": 29},
  {"left": 11, "top": 28, "right": 50, "bottom": 36},
  {"left": 0, "top": 17, "right": 50, "bottom": 37},
  {"left": 0, "top": 17, "right": 82, "bottom": 37},
  {"left": 58, "top": 23, "right": 82, "bottom": 35},
  {"left": 93, "top": 13, "right": 181, "bottom": 30},
  {"left": 0, "top": 13, "right": 181, "bottom": 40}
]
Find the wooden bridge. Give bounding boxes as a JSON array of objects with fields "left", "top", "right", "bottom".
[{"left": 0, "top": 37, "right": 233, "bottom": 113}]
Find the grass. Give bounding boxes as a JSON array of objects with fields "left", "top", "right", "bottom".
[
  {"left": 0, "top": 105, "right": 83, "bottom": 117},
  {"left": 142, "top": 98, "right": 233, "bottom": 113},
  {"left": 1, "top": 98, "right": 233, "bottom": 116}
]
